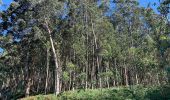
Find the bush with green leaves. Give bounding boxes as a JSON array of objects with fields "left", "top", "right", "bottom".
[
  {"left": 21, "top": 85, "right": 170, "bottom": 100},
  {"left": 145, "top": 85, "right": 170, "bottom": 100}
]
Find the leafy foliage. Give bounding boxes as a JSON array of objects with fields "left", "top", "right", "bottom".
[{"left": 0, "top": 0, "right": 170, "bottom": 99}]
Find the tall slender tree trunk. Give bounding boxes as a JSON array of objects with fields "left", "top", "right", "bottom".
[
  {"left": 114, "top": 58, "right": 119, "bottom": 86},
  {"left": 72, "top": 50, "right": 76, "bottom": 91},
  {"left": 84, "top": 2, "right": 89, "bottom": 90},
  {"left": 69, "top": 71, "right": 72, "bottom": 91},
  {"left": 26, "top": 78, "right": 31, "bottom": 97},
  {"left": 25, "top": 51, "right": 30, "bottom": 97},
  {"left": 91, "top": 19, "right": 101, "bottom": 88},
  {"left": 45, "top": 48, "right": 49, "bottom": 94},
  {"left": 157, "top": 73, "right": 160, "bottom": 85},
  {"left": 135, "top": 73, "right": 139, "bottom": 85},
  {"left": 85, "top": 62, "right": 88, "bottom": 89},
  {"left": 124, "top": 59, "right": 128, "bottom": 86},
  {"left": 85, "top": 33, "right": 89, "bottom": 90},
  {"left": 45, "top": 20, "right": 60, "bottom": 95},
  {"left": 135, "top": 66, "right": 139, "bottom": 85},
  {"left": 36, "top": 72, "right": 40, "bottom": 92},
  {"left": 124, "top": 67, "right": 128, "bottom": 86},
  {"left": 106, "top": 68, "right": 109, "bottom": 88},
  {"left": 91, "top": 40, "right": 95, "bottom": 89}
]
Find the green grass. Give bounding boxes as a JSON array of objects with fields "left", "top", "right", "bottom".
[{"left": 20, "top": 85, "right": 170, "bottom": 100}]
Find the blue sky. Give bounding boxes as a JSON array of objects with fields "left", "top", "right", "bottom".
[
  {"left": 0, "top": 0, "right": 13, "bottom": 10},
  {"left": 0, "top": 0, "right": 160, "bottom": 12},
  {"left": 139, "top": 0, "right": 160, "bottom": 13},
  {"left": 0, "top": 0, "right": 161, "bottom": 53}
]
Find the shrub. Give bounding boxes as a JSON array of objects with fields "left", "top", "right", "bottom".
[{"left": 145, "top": 85, "right": 170, "bottom": 100}]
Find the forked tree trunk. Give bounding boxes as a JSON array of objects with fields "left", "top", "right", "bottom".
[{"left": 45, "top": 20, "right": 60, "bottom": 95}]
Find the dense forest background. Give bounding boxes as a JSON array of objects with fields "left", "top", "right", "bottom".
[{"left": 0, "top": 0, "right": 170, "bottom": 99}]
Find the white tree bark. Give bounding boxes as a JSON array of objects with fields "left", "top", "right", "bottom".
[{"left": 45, "top": 20, "right": 60, "bottom": 95}]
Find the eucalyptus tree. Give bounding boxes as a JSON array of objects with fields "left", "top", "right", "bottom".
[
  {"left": 0, "top": 0, "right": 64, "bottom": 96},
  {"left": 158, "top": 0, "right": 170, "bottom": 83},
  {"left": 19, "top": 0, "right": 64, "bottom": 95},
  {"left": 109, "top": 0, "right": 168, "bottom": 86},
  {"left": 1, "top": 0, "right": 170, "bottom": 99},
  {"left": 110, "top": 0, "right": 143, "bottom": 86},
  {"left": 58, "top": 0, "right": 118, "bottom": 89}
]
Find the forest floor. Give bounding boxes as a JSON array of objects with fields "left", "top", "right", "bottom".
[{"left": 19, "top": 85, "right": 170, "bottom": 100}]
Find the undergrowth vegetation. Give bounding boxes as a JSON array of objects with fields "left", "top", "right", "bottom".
[{"left": 21, "top": 85, "right": 170, "bottom": 100}]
